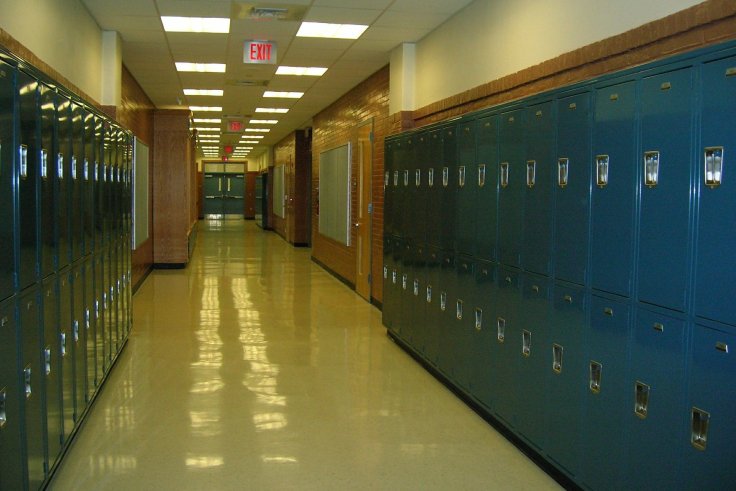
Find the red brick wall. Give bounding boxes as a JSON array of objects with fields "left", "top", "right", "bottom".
[{"left": 311, "top": 66, "right": 390, "bottom": 304}]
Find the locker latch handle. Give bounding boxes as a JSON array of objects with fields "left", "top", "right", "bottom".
[
  {"left": 558, "top": 158, "right": 569, "bottom": 188},
  {"left": 596, "top": 155, "right": 609, "bottom": 188},
  {"left": 644, "top": 151, "right": 660, "bottom": 188},
  {"left": 553, "top": 344, "right": 564, "bottom": 373},
  {"left": 415, "top": 169, "right": 421, "bottom": 187},
  {"left": 58, "top": 153, "right": 64, "bottom": 180},
  {"left": 383, "top": 266, "right": 387, "bottom": 279},
  {"left": 704, "top": 147, "right": 723, "bottom": 188},
  {"left": 413, "top": 279, "right": 420, "bottom": 296},
  {"left": 440, "top": 292, "right": 447, "bottom": 312},
  {"left": 391, "top": 270, "right": 397, "bottom": 285},
  {"left": 60, "top": 332, "right": 67, "bottom": 357},
  {"left": 475, "top": 308, "right": 482, "bottom": 331},
  {"left": 478, "top": 164, "right": 486, "bottom": 187},
  {"left": 384, "top": 171, "right": 389, "bottom": 188},
  {"left": 44, "top": 347, "right": 51, "bottom": 376},
  {"left": 522, "top": 330, "right": 531, "bottom": 357},
  {"left": 589, "top": 361, "right": 602, "bottom": 392},
  {"left": 19, "top": 144, "right": 28, "bottom": 179},
  {"left": 403, "top": 170, "right": 409, "bottom": 187},
  {"left": 442, "top": 167, "right": 449, "bottom": 187},
  {"left": 691, "top": 407, "right": 710, "bottom": 451},
  {"left": 456, "top": 300, "right": 463, "bottom": 320},
  {"left": 426, "top": 285, "right": 432, "bottom": 304},
  {"left": 85, "top": 308, "right": 91, "bottom": 330},
  {"left": 428, "top": 168, "right": 434, "bottom": 187},
  {"left": 604, "top": 307, "right": 614, "bottom": 317},
  {"left": 393, "top": 170, "right": 399, "bottom": 187},
  {"left": 497, "top": 317, "right": 506, "bottom": 343},
  {"left": 564, "top": 294, "right": 573, "bottom": 303},
  {"left": 73, "top": 320, "right": 80, "bottom": 343},
  {"left": 634, "top": 381, "right": 650, "bottom": 419},
  {"left": 71, "top": 155, "right": 77, "bottom": 180},
  {"left": 24, "top": 366, "right": 32, "bottom": 399},
  {"left": 715, "top": 341, "right": 729, "bottom": 353},
  {"left": 0, "top": 388, "right": 6, "bottom": 428},
  {"left": 500, "top": 162, "right": 509, "bottom": 188},
  {"left": 526, "top": 160, "right": 536, "bottom": 188},
  {"left": 41, "top": 149, "right": 48, "bottom": 180},
  {"left": 458, "top": 166, "right": 465, "bottom": 188},
  {"left": 402, "top": 274, "right": 408, "bottom": 291},
  {"left": 653, "top": 322, "right": 664, "bottom": 333}
]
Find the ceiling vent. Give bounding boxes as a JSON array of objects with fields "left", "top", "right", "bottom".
[
  {"left": 232, "top": 3, "right": 308, "bottom": 22},
  {"left": 227, "top": 79, "right": 269, "bottom": 87}
]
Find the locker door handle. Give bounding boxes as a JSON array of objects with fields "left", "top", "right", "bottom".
[
  {"left": 653, "top": 322, "right": 664, "bottom": 332},
  {"left": 604, "top": 307, "right": 614, "bottom": 316},
  {"left": 426, "top": 285, "right": 432, "bottom": 304},
  {"left": 428, "top": 168, "right": 434, "bottom": 187},
  {"left": 500, "top": 162, "right": 509, "bottom": 188},
  {"left": 393, "top": 171, "right": 399, "bottom": 187},
  {"left": 552, "top": 344, "right": 563, "bottom": 373},
  {"left": 704, "top": 147, "right": 723, "bottom": 188},
  {"left": 715, "top": 342, "right": 729, "bottom": 353},
  {"left": 589, "top": 361, "right": 602, "bottom": 392},
  {"left": 413, "top": 279, "right": 420, "bottom": 296},
  {"left": 475, "top": 308, "right": 482, "bottom": 331},
  {"left": 24, "top": 366, "right": 32, "bottom": 399},
  {"left": 496, "top": 317, "right": 506, "bottom": 343},
  {"left": 596, "top": 155, "right": 609, "bottom": 188},
  {"left": 41, "top": 149, "right": 48, "bottom": 179},
  {"left": 218, "top": 178, "right": 222, "bottom": 192},
  {"left": 532, "top": 285, "right": 540, "bottom": 293},
  {"left": 558, "top": 158, "right": 569, "bottom": 188},
  {"left": 564, "top": 294, "right": 573, "bottom": 303},
  {"left": 442, "top": 167, "right": 449, "bottom": 187},
  {"left": 72, "top": 156, "right": 77, "bottom": 180},
  {"left": 415, "top": 169, "right": 421, "bottom": 187},
  {"left": 60, "top": 332, "right": 67, "bottom": 357},
  {"left": 84, "top": 158, "right": 90, "bottom": 181},
  {"left": 402, "top": 274, "right": 408, "bottom": 291},
  {"left": 384, "top": 171, "right": 389, "bottom": 188},
  {"left": 205, "top": 195, "right": 217, "bottom": 199},
  {"left": 73, "top": 320, "right": 80, "bottom": 343},
  {"left": 456, "top": 300, "right": 463, "bottom": 320},
  {"left": 403, "top": 169, "right": 409, "bottom": 187},
  {"left": 44, "top": 347, "right": 51, "bottom": 375},
  {"left": 458, "top": 166, "right": 465, "bottom": 188},
  {"left": 391, "top": 270, "right": 397, "bottom": 285},
  {"left": 634, "top": 381, "right": 650, "bottom": 419},
  {"left": 85, "top": 308, "right": 91, "bottom": 330},
  {"left": 644, "top": 151, "right": 660, "bottom": 188},
  {"left": 478, "top": 164, "right": 486, "bottom": 187},
  {"left": 440, "top": 292, "right": 447, "bottom": 312},
  {"left": 526, "top": 160, "right": 536, "bottom": 188},
  {"left": 95, "top": 299, "right": 100, "bottom": 320},
  {"left": 522, "top": 330, "right": 531, "bottom": 357},
  {"left": 228, "top": 178, "right": 231, "bottom": 192},
  {"left": 383, "top": 266, "right": 387, "bottom": 279},
  {"left": 691, "top": 407, "right": 710, "bottom": 451},
  {"left": 58, "top": 153, "right": 64, "bottom": 180},
  {"left": 19, "top": 144, "right": 28, "bottom": 179},
  {"left": 0, "top": 388, "right": 6, "bottom": 428}
]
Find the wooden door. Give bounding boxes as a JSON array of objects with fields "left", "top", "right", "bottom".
[{"left": 355, "top": 122, "right": 373, "bottom": 300}]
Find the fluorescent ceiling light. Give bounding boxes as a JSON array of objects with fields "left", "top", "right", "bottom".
[
  {"left": 195, "top": 127, "right": 220, "bottom": 132},
  {"left": 194, "top": 118, "right": 222, "bottom": 123},
  {"left": 184, "top": 89, "right": 224, "bottom": 96},
  {"left": 245, "top": 128, "right": 270, "bottom": 133},
  {"left": 249, "top": 119, "right": 278, "bottom": 124},
  {"left": 255, "top": 107, "right": 288, "bottom": 114},
  {"left": 176, "top": 63, "right": 226, "bottom": 73},
  {"left": 240, "top": 140, "right": 259, "bottom": 144},
  {"left": 162, "top": 16, "right": 230, "bottom": 33},
  {"left": 263, "top": 91, "right": 304, "bottom": 99},
  {"left": 296, "top": 22, "right": 368, "bottom": 40},
  {"left": 242, "top": 135, "right": 264, "bottom": 139},
  {"left": 275, "top": 66, "right": 327, "bottom": 76},
  {"left": 190, "top": 106, "right": 222, "bottom": 112}
]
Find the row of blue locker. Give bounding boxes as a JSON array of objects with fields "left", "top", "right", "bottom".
[
  {"left": 0, "top": 54, "right": 133, "bottom": 304},
  {"left": 383, "top": 46, "right": 736, "bottom": 330},
  {"left": 383, "top": 239, "right": 734, "bottom": 490}
]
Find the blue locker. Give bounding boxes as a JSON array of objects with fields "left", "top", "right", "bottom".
[
  {"left": 41, "top": 276, "right": 62, "bottom": 469},
  {"left": 492, "top": 267, "right": 522, "bottom": 427},
  {"left": 56, "top": 97, "right": 71, "bottom": 270},
  {"left": 440, "top": 126, "right": 457, "bottom": 251},
  {"left": 39, "top": 83, "right": 56, "bottom": 279},
  {"left": 0, "top": 59, "right": 16, "bottom": 300},
  {"left": 58, "top": 269, "right": 74, "bottom": 441},
  {"left": 17, "top": 70, "right": 40, "bottom": 290},
  {"left": 498, "top": 109, "right": 525, "bottom": 268},
  {"left": 436, "top": 251, "right": 456, "bottom": 376},
  {"left": 522, "top": 101, "right": 555, "bottom": 276},
  {"left": 555, "top": 91, "right": 592, "bottom": 286},
  {"left": 413, "top": 132, "right": 429, "bottom": 245},
  {"left": 19, "top": 287, "right": 46, "bottom": 488},
  {"left": 694, "top": 55, "right": 736, "bottom": 327},
  {"left": 423, "top": 246, "right": 442, "bottom": 366},
  {"left": 638, "top": 68, "right": 693, "bottom": 312},
  {"left": 0, "top": 296, "right": 25, "bottom": 490},
  {"left": 468, "top": 260, "right": 496, "bottom": 408},
  {"left": 591, "top": 80, "right": 637, "bottom": 297},
  {"left": 408, "top": 244, "right": 427, "bottom": 354},
  {"left": 452, "top": 254, "right": 475, "bottom": 389},
  {"left": 627, "top": 306, "right": 687, "bottom": 489},
  {"left": 456, "top": 119, "right": 477, "bottom": 255},
  {"left": 84, "top": 258, "right": 97, "bottom": 397},
  {"left": 71, "top": 264, "right": 87, "bottom": 418},
  {"left": 546, "top": 282, "right": 587, "bottom": 477},
  {"left": 474, "top": 113, "right": 499, "bottom": 262},
  {"left": 516, "top": 273, "right": 550, "bottom": 449},
  {"left": 582, "top": 295, "right": 632, "bottom": 490},
  {"left": 83, "top": 111, "right": 96, "bottom": 257},
  {"left": 70, "top": 102, "right": 84, "bottom": 262},
  {"left": 425, "top": 129, "right": 443, "bottom": 247},
  {"left": 684, "top": 322, "right": 736, "bottom": 489}
]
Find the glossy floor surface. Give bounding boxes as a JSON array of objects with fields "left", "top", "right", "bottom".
[{"left": 50, "top": 220, "right": 561, "bottom": 490}]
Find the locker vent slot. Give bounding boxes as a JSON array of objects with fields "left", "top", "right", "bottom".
[
  {"left": 428, "top": 168, "right": 434, "bottom": 187},
  {"left": 497, "top": 317, "right": 506, "bottom": 343},
  {"left": 522, "top": 330, "right": 531, "bottom": 357},
  {"left": 41, "top": 149, "right": 48, "bottom": 179},
  {"left": 442, "top": 167, "right": 449, "bottom": 187},
  {"left": 458, "top": 166, "right": 465, "bottom": 187},
  {"left": 415, "top": 169, "right": 421, "bottom": 187},
  {"left": 440, "top": 292, "right": 447, "bottom": 312},
  {"left": 553, "top": 344, "right": 563, "bottom": 373},
  {"left": 475, "top": 308, "right": 482, "bottom": 331},
  {"left": 413, "top": 279, "right": 419, "bottom": 296},
  {"left": 478, "top": 164, "right": 486, "bottom": 187},
  {"left": 19, "top": 144, "right": 28, "bottom": 179},
  {"left": 691, "top": 407, "right": 710, "bottom": 451},
  {"left": 589, "top": 361, "right": 602, "bottom": 392},
  {"left": 24, "top": 366, "right": 32, "bottom": 399},
  {"left": 596, "top": 155, "right": 609, "bottom": 188},
  {"left": 634, "top": 381, "right": 650, "bottom": 419},
  {"left": 426, "top": 285, "right": 432, "bottom": 303},
  {"left": 644, "top": 151, "right": 660, "bottom": 188},
  {"left": 456, "top": 300, "right": 463, "bottom": 320},
  {"left": 558, "top": 158, "right": 569, "bottom": 188},
  {"left": 500, "top": 162, "right": 509, "bottom": 188},
  {"left": 0, "top": 388, "right": 6, "bottom": 428},
  {"left": 44, "top": 348, "right": 51, "bottom": 375},
  {"left": 704, "top": 147, "right": 723, "bottom": 188},
  {"left": 526, "top": 160, "right": 536, "bottom": 188}
]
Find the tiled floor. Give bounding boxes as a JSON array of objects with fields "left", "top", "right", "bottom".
[{"left": 49, "top": 220, "right": 561, "bottom": 490}]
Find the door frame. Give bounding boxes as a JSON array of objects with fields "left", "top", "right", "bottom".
[{"left": 355, "top": 119, "right": 373, "bottom": 301}]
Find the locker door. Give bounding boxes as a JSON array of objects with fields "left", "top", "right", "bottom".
[
  {"left": 547, "top": 282, "right": 587, "bottom": 477},
  {"left": 517, "top": 273, "right": 550, "bottom": 449},
  {"left": 381, "top": 236, "right": 394, "bottom": 329},
  {"left": 555, "top": 92, "right": 592, "bottom": 286},
  {"left": 475, "top": 114, "right": 499, "bottom": 262},
  {"left": 423, "top": 246, "right": 442, "bottom": 366},
  {"left": 452, "top": 254, "right": 475, "bottom": 389},
  {"left": 57, "top": 98, "right": 72, "bottom": 269},
  {"left": 108, "top": 245, "right": 119, "bottom": 355},
  {"left": 398, "top": 241, "right": 413, "bottom": 342},
  {"left": 0, "top": 59, "right": 16, "bottom": 300},
  {"left": 94, "top": 253, "right": 106, "bottom": 378},
  {"left": 84, "top": 258, "right": 96, "bottom": 397},
  {"left": 42, "top": 276, "right": 62, "bottom": 468},
  {"left": 409, "top": 244, "right": 427, "bottom": 354},
  {"left": 0, "top": 297, "right": 25, "bottom": 490},
  {"left": 627, "top": 307, "right": 686, "bottom": 488},
  {"left": 17, "top": 70, "right": 40, "bottom": 290},
  {"left": 684, "top": 324, "right": 736, "bottom": 489},
  {"left": 694, "top": 55, "right": 736, "bottom": 327},
  {"left": 71, "top": 264, "right": 87, "bottom": 418},
  {"left": 456, "top": 120, "right": 477, "bottom": 255},
  {"left": 223, "top": 174, "right": 245, "bottom": 215},
  {"left": 591, "top": 81, "right": 637, "bottom": 297},
  {"left": 58, "top": 270, "right": 74, "bottom": 441},
  {"left": 70, "top": 102, "right": 84, "bottom": 262},
  {"left": 386, "top": 237, "right": 402, "bottom": 336},
  {"left": 403, "top": 137, "right": 417, "bottom": 243},
  {"left": 19, "top": 287, "right": 46, "bottom": 488},
  {"left": 413, "top": 132, "right": 429, "bottom": 245},
  {"left": 392, "top": 139, "right": 407, "bottom": 238},
  {"left": 492, "top": 267, "right": 522, "bottom": 427},
  {"left": 83, "top": 111, "right": 96, "bottom": 256},
  {"left": 425, "top": 130, "right": 443, "bottom": 247},
  {"left": 436, "top": 251, "right": 456, "bottom": 376},
  {"left": 103, "top": 126, "right": 113, "bottom": 248},
  {"left": 522, "top": 101, "right": 555, "bottom": 276},
  {"left": 93, "top": 119, "right": 104, "bottom": 250},
  {"left": 468, "top": 260, "right": 496, "bottom": 408},
  {"left": 638, "top": 68, "right": 693, "bottom": 312},
  {"left": 582, "top": 295, "right": 632, "bottom": 490},
  {"left": 383, "top": 140, "right": 394, "bottom": 238},
  {"left": 39, "top": 83, "right": 56, "bottom": 278},
  {"left": 440, "top": 127, "right": 456, "bottom": 251},
  {"left": 498, "top": 109, "right": 525, "bottom": 268}
]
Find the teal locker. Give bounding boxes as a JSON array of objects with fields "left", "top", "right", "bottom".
[
  {"left": 492, "top": 267, "right": 522, "bottom": 428},
  {"left": 456, "top": 120, "right": 477, "bottom": 255},
  {"left": 425, "top": 130, "right": 443, "bottom": 247},
  {"left": 440, "top": 127, "right": 456, "bottom": 251},
  {"left": 0, "top": 296, "right": 25, "bottom": 490},
  {"left": 638, "top": 68, "right": 693, "bottom": 312},
  {"left": 58, "top": 269, "right": 74, "bottom": 442},
  {"left": 684, "top": 323, "right": 736, "bottom": 489},
  {"left": 522, "top": 101, "right": 555, "bottom": 276},
  {"left": 70, "top": 102, "right": 84, "bottom": 262},
  {"left": 452, "top": 254, "right": 475, "bottom": 389},
  {"left": 83, "top": 258, "right": 97, "bottom": 397},
  {"left": 694, "top": 55, "right": 736, "bottom": 327},
  {"left": 83, "top": 110, "right": 96, "bottom": 256},
  {"left": 554, "top": 92, "right": 592, "bottom": 286},
  {"left": 582, "top": 295, "right": 632, "bottom": 490},
  {"left": 71, "top": 264, "right": 87, "bottom": 418},
  {"left": 0, "top": 59, "right": 16, "bottom": 300},
  {"left": 56, "top": 97, "right": 71, "bottom": 270},
  {"left": 474, "top": 114, "right": 499, "bottom": 262},
  {"left": 423, "top": 246, "right": 442, "bottom": 366},
  {"left": 468, "top": 260, "right": 496, "bottom": 408},
  {"left": 39, "top": 83, "right": 56, "bottom": 278},
  {"left": 41, "top": 276, "right": 62, "bottom": 469},
  {"left": 436, "top": 251, "right": 456, "bottom": 377},
  {"left": 498, "top": 109, "right": 525, "bottom": 268}
]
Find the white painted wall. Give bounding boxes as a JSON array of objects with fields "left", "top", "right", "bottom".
[
  {"left": 408, "top": 0, "right": 702, "bottom": 110},
  {"left": 0, "top": 0, "right": 103, "bottom": 102}
]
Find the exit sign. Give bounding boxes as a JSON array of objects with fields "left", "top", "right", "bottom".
[{"left": 244, "top": 40, "right": 276, "bottom": 65}]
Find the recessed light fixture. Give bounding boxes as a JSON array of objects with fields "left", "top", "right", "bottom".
[
  {"left": 162, "top": 16, "right": 230, "bottom": 34},
  {"left": 249, "top": 119, "right": 278, "bottom": 124},
  {"left": 245, "top": 128, "right": 270, "bottom": 133},
  {"left": 263, "top": 91, "right": 304, "bottom": 99},
  {"left": 240, "top": 140, "right": 260, "bottom": 144},
  {"left": 296, "top": 21, "right": 368, "bottom": 40},
  {"left": 275, "top": 66, "right": 327, "bottom": 77},
  {"left": 184, "top": 89, "right": 224, "bottom": 96},
  {"left": 242, "top": 135, "right": 264, "bottom": 139},
  {"left": 255, "top": 107, "right": 289, "bottom": 113},
  {"left": 195, "top": 127, "right": 220, "bottom": 132},
  {"left": 194, "top": 118, "right": 222, "bottom": 123},
  {"left": 190, "top": 106, "right": 222, "bottom": 112},
  {"left": 176, "top": 62, "right": 226, "bottom": 73}
]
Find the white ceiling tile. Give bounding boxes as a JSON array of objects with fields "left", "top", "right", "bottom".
[
  {"left": 303, "top": 7, "right": 383, "bottom": 25},
  {"left": 373, "top": 10, "right": 451, "bottom": 29},
  {"left": 389, "top": 0, "right": 474, "bottom": 15},
  {"left": 155, "top": 0, "right": 232, "bottom": 17},
  {"left": 312, "top": 0, "right": 392, "bottom": 8},
  {"left": 82, "top": 0, "right": 157, "bottom": 20}
]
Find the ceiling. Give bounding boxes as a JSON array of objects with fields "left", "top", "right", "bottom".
[{"left": 80, "top": 0, "right": 474, "bottom": 160}]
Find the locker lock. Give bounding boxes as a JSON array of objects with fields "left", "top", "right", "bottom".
[
  {"left": 478, "top": 164, "right": 486, "bottom": 187},
  {"left": 557, "top": 158, "right": 569, "bottom": 188},
  {"left": 526, "top": 160, "right": 536, "bottom": 188},
  {"left": 704, "top": 147, "right": 723, "bottom": 188},
  {"left": 644, "top": 151, "right": 660, "bottom": 188}
]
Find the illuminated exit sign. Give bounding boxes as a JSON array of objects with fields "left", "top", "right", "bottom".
[{"left": 244, "top": 40, "right": 276, "bottom": 64}]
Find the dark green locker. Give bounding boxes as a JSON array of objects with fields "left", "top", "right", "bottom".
[
  {"left": 41, "top": 276, "right": 62, "bottom": 469},
  {"left": 17, "top": 70, "right": 40, "bottom": 290},
  {"left": 39, "top": 83, "right": 56, "bottom": 278},
  {"left": 83, "top": 258, "right": 96, "bottom": 397},
  {"left": 93, "top": 253, "right": 107, "bottom": 379},
  {"left": 94, "top": 124, "right": 105, "bottom": 251},
  {"left": 522, "top": 101, "right": 555, "bottom": 276},
  {"left": 103, "top": 246, "right": 116, "bottom": 363},
  {"left": 516, "top": 273, "right": 550, "bottom": 449},
  {"left": 456, "top": 120, "right": 477, "bottom": 255},
  {"left": 474, "top": 114, "right": 499, "bottom": 262},
  {"left": 694, "top": 55, "right": 736, "bottom": 327},
  {"left": 0, "top": 59, "right": 16, "bottom": 300},
  {"left": 19, "top": 287, "right": 46, "bottom": 488},
  {"left": 626, "top": 307, "right": 687, "bottom": 488},
  {"left": 102, "top": 126, "right": 113, "bottom": 248},
  {"left": 684, "top": 322, "right": 736, "bottom": 489},
  {"left": 413, "top": 132, "right": 429, "bottom": 245},
  {"left": 408, "top": 244, "right": 427, "bottom": 353},
  {"left": 423, "top": 246, "right": 442, "bottom": 366},
  {"left": 546, "top": 282, "right": 586, "bottom": 477},
  {"left": 582, "top": 295, "right": 631, "bottom": 490},
  {"left": 58, "top": 269, "right": 74, "bottom": 442},
  {"left": 468, "top": 260, "right": 496, "bottom": 408},
  {"left": 113, "top": 244, "right": 122, "bottom": 353},
  {"left": 638, "top": 68, "right": 693, "bottom": 312},
  {"left": 56, "top": 97, "right": 71, "bottom": 270},
  {"left": 83, "top": 111, "right": 96, "bottom": 257},
  {"left": 402, "top": 136, "right": 417, "bottom": 243},
  {"left": 71, "top": 264, "right": 87, "bottom": 418},
  {"left": 425, "top": 130, "right": 442, "bottom": 247},
  {"left": 590, "top": 80, "right": 637, "bottom": 297},
  {"left": 398, "top": 241, "right": 413, "bottom": 342},
  {"left": 381, "top": 235, "right": 394, "bottom": 329},
  {"left": 383, "top": 139, "right": 395, "bottom": 237},
  {"left": 0, "top": 296, "right": 25, "bottom": 490},
  {"left": 452, "top": 254, "right": 475, "bottom": 389},
  {"left": 492, "top": 267, "right": 521, "bottom": 427},
  {"left": 439, "top": 127, "right": 456, "bottom": 251},
  {"left": 436, "top": 251, "right": 456, "bottom": 376},
  {"left": 498, "top": 109, "right": 525, "bottom": 268},
  {"left": 392, "top": 138, "right": 407, "bottom": 239},
  {"left": 554, "top": 92, "right": 592, "bottom": 286},
  {"left": 70, "top": 102, "right": 84, "bottom": 262}
]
